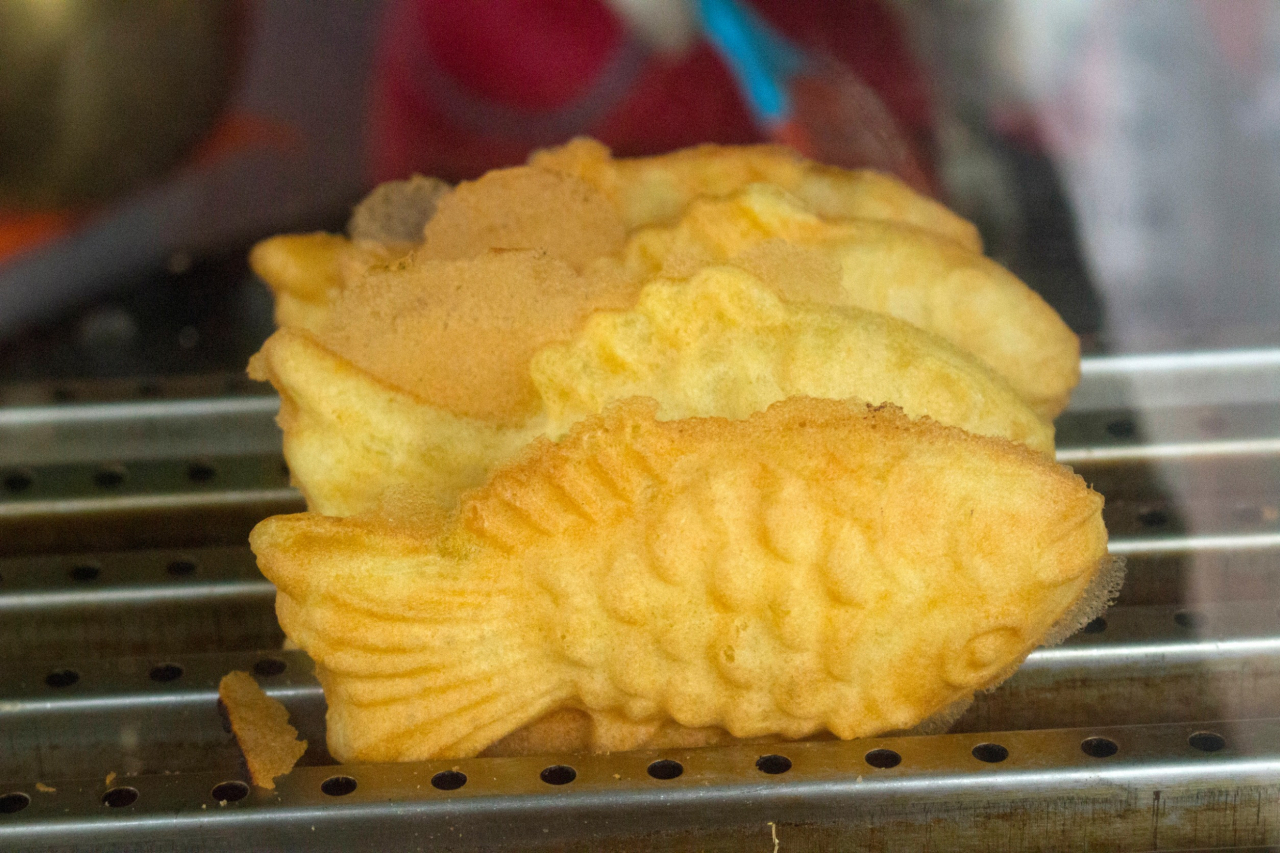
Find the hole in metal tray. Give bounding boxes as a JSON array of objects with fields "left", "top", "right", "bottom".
[
  {"left": 68, "top": 563, "right": 100, "bottom": 582},
  {"left": 3, "top": 469, "right": 33, "bottom": 493},
  {"left": 212, "top": 781, "right": 249, "bottom": 803},
  {"left": 755, "top": 754, "right": 792, "bottom": 775},
  {"left": 149, "top": 664, "right": 183, "bottom": 683},
  {"left": 1189, "top": 731, "right": 1226, "bottom": 752},
  {"left": 166, "top": 558, "right": 198, "bottom": 576},
  {"left": 540, "top": 765, "right": 576, "bottom": 785},
  {"left": 1137, "top": 508, "right": 1170, "bottom": 528},
  {"left": 321, "top": 776, "right": 358, "bottom": 797},
  {"left": 1081, "top": 737, "right": 1119, "bottom": 758},
  {"left": 253, "top": 658, "right": 287, "bottom": 677},
  {"left": 864, "top": 749, "right": 901, "bottom": 769},
  {"left": 45, "top": 669, "right": 79, "bottom": 688},
  {"left": 93, "top": 466, "right": 127, "bottom": 489},
  {"left": 646, "top": 760, "right": 683, "bottom": 780},
  {"left": 0, "top": 792, "right": 30, "bottom": 814},
  {"left": 1105, "top": 418, "right": 1136, "bottom": 438},
  {"left": 102, "top": 787, "right": 138, "bottom": 808},
  {"left": 186, "top": 461, "right": 217, "bottom": 483},
  {"left": 430, "top": 771, "right": 465, "bottom": 791},
  {"left": 1174, "top": 610, "right": 1203, "bottom": 630}
]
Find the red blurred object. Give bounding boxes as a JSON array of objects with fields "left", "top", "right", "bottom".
[{"left": 370, "top": 0, "right": 937, "bottom": 188}]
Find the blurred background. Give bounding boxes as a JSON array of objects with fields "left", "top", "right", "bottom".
[{"left": 0, "top": 0, "right": 1277, "bottom": 393}]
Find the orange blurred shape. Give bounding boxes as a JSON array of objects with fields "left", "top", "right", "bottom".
[
  {"left": 188, "top": 110, "right": 304, "bottom": 169},
  {"left": 0, "top": 211, "right": 78, "bottom": 265},
  {"left": 768, "top": 118, "right": 817, "bottom": 159}
]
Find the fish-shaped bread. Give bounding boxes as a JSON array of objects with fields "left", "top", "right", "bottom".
[
  {"left": 530, "top": 137, "right": 981, "bottom": 249},
  {"left": 249, "top": 138, "right": 982, "bottom": 335},
  {"left": 624, "top": 183, "right": 1079, "bottom": 418},
  {"left": 252, "top": 265, "right": 1052, "bottom": 519},
  {"left": 252, "top": 397, "right": 1117, "bottom": 762}
]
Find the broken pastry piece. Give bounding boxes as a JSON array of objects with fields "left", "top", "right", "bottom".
[
  {"left": 219, "top": 671, "right": 307, "bottom": 790},
  {"left": 252, "top": 398, "right": 1117, "bottom": 762},
  {"left": 251, "top": 265, "right": 1053, "bottom": 520}
]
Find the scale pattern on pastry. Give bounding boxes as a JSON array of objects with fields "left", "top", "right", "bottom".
[{"left": 253, "top": 397, "right": 1111, "bottom": 762}]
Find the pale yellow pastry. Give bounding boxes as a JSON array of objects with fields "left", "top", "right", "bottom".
[
  {"left": 252, "top": 397, "right": 1115, "bottom": 762},
  {"left": 623, "top": 184, "right": 1079, "bottom": 417},
  {"left": 252, "top": 265, "right": 1053, "bottom": 520}
]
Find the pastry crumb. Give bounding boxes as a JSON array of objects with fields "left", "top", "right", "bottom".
[{"left": 219, "top": 670, "right": 308, "bottom": 789}]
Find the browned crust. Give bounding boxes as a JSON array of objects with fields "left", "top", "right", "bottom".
[{"left": 218, "top": 670, "right": 308, "bottom": 790}]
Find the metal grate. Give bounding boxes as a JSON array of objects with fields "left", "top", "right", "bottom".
[{"left": 3, "top": 352, "right": 1280, "bottom": 851}]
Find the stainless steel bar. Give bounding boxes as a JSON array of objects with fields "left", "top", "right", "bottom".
[
  {"left": 0, "top": 396, "right": 283, "bottom": 467},
  {"left": 0, "top": 547, "right": 280, "bottom": 659},
  {"left": 0, "top": 372, "right": 270, "bottom": 409},
  {"left": 6, "top": 604, "right": 1280, "bottom": 781},
  {"left": 2, "top": 718, "right": 1278, "bottom": 852},
  {"left": 1069, "top": 348, "right": 1280, "bottom": 410},
  {"left": 0, "top": 454, "right": 303, "bottom": 556}
]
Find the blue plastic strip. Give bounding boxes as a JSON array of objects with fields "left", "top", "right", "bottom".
[{"left": 695, "top": 0, "right": 807, "bottom": 127}]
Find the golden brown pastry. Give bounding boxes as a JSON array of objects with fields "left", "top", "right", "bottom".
[
  {"left": 248, "top": 234, "right": 409, "bottom": 335},
  {"left": 530, "top": 137, "right": 981, "bottom": 249},
  {"left": 252, "top": 398, "right": 1116, "bottom": 762},
  {"left": 218, "top": 671, "right": 307, "bottom": 789},
  {"left": 249, "top": 138, "right": 983, "bottom": 337}
]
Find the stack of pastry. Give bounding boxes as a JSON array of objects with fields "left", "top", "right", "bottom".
[{"left": 247, "top": 139, "right": 1120, "bottom": 763}]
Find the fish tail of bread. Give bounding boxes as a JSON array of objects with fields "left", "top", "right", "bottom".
[
  {"left": 252, "top": 397, "right": 1112, "bottom": 762},
  {"left": 254, "top": 515, "right": 572, "bottom": 762}
]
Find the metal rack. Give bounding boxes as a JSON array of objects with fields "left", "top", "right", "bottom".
[{"left": 2, "top": 350, "right": 1280, "bottom": 851}]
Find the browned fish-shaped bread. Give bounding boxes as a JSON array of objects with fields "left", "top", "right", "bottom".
[
  {"left": 253, "top": 397, "right": 1113, "bottom": 763},
  {"left": 251, "top": 138, "right": 982, "bottom": 339}
]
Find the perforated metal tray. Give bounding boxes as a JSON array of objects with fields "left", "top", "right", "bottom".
[{"left": 3, "top": 351, "right": 1280, "bottom": 851}]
